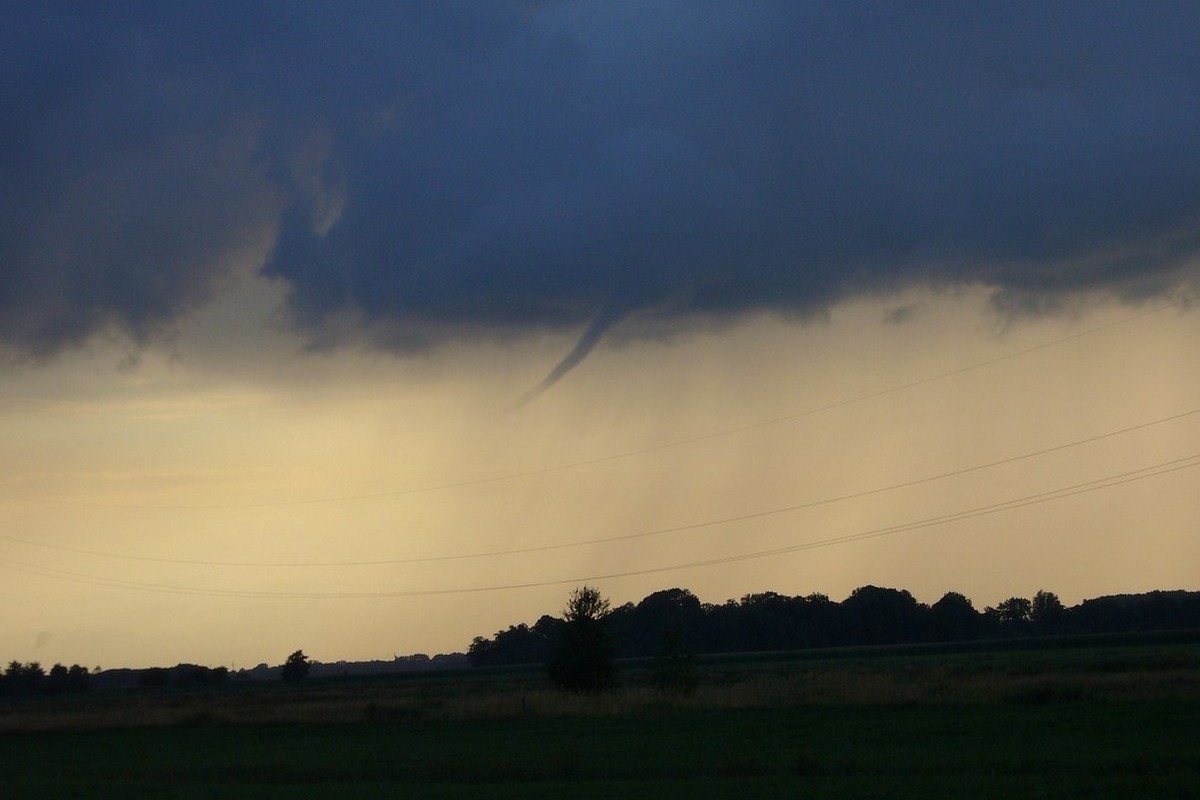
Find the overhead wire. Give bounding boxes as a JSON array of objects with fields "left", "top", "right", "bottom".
[
  {"left": 2, "top": 299, "right": 1193, "bottom": 598},
  {"left": 2, "top": 405, "right": 1198, "bottom": 567},
  {"left": 1, "top": 450, "right": 1196, "bottom": 599},
  {"left": 22, "top": 298, "right": 1188, "bottom": 511}
]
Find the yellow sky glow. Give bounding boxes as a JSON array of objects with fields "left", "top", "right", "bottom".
[{"left": 1, "top": 285, "right": 1197, "bottom": 669}]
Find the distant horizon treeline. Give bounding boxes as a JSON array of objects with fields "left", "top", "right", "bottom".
[
  {"left": 235, "top": 652, "right": 470, "bottom": 682},
  {"left": 86, "top": 653, "right": 472, "bottom": 691},
  {"left": 0, "top": 661, "right": 91, "bottom": 697},
  {"left": 468, "top": 586, "right": 1200, "bottom": 667},
  {"left": 8, "top": 587, "right": 1199, "bottom": 684}
]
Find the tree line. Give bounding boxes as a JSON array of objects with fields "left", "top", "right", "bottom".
[
  {"left": 0, "top": 661, "right": 91, "bottom": 697},
  {"left": 468, "top": 586, "right": 1200, "bottom": 668}
]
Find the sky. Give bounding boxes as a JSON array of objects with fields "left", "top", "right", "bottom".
[{"left": 1, "top": 2, "right": 1198, "bottom": 670}]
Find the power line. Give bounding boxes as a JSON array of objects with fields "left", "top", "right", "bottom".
[
  {"left": 2, "top": 451, "right": 1195, "bottom": 599},
  {"left": 5, "top": 405, "right": 1196, "bottom": 568},
  {"left": 24, "top": 299, "right": 1188, "bottom": 511}
]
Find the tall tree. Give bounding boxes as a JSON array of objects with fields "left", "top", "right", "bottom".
[
  {"left": 1030, "top": 590, "right": 1065, "bottom": 631},
  {"left": 547, "top": 586, "right": 615, "bottom": 693}
]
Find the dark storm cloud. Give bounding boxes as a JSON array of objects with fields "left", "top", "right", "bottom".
[
  {"left": 0, "top": 3, "right": 283, "bottom": 357},
  {"left": 4, "top": 2, "right": 1199, "bottom": 369}
]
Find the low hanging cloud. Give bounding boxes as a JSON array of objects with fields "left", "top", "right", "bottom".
[{"left": 4, "top": 3, "right": 1200, "bottom": 383}]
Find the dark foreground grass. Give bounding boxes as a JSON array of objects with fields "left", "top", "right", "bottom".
[{"left": 4, "top": 699, "right": 1198, "bottom": 799}]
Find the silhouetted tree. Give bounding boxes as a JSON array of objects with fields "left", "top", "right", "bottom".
[
  {"left": 609, "top": 588, "right": 704, "bottom": 657},
  {"left": 46, "top": 664, "right": 70, "bottom": 694},
  {"left": 1030, "top": 590, "right": 1065, "bottom": 632},
  {"left": 19, "top": 662, "right": 44, "bottom": 693},
  {"left": 494, "top": 623, "right": 552, "bottom": 663},
  {"left": 467, "top": 636, "right": 494, "bottom": 667},
  {"left": 736, "top": 591, "right": 802, "bottom": 650},
  {"left": 66, "top": 664, "right": 90, "bottom": 692},
  {"left": 996, "top": 596, "right": 1033, "bottom": 630},
  {"left": 281, "top": 650, "right": 311, "bottom": 683},
  {"left": 547, "top": 586, "right": 615, "bottom": 693},
  {"left": 469, "top": 616, "right": 559, "bottom": 667},
  {"left": 468, "top": 585, "right": 1200, "bottom": 661},
  {"left": 840, "top": 586, "right": 930, "bottom": 645},
  {"left": 2, "top": 661, "right": 89, "bottom": 696},
  {"left": 797, "top": 592, "right": 840, "bottom": 649},
  {"left": 930, "top": 591, "right": 982, "bottom": 641},
  {"left": 2, "top": 662, "right": 44, "bottom": 695},
  {"left": 1072, "top": 590, "right": 1200, "bottom": 633}
]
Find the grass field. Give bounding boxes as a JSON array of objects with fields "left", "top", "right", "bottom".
[{"left": 2, "top": 641, "right": 1198, "bottom": 798}]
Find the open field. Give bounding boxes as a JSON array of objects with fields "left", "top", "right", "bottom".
[{"left": 2, "top": 640, "right": 1199, "bottom": 798}]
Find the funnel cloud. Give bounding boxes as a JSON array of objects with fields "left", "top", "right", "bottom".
[{"left": 520, "top": 306, "right": 627, "bottom": 404}]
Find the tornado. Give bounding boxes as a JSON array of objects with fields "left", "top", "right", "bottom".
[{"left": 518, "top": 307, "right": 626, "bottom": 405}]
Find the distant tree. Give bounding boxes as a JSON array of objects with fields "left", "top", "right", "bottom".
[
  {"left": 1, "top": 661, "right": 89, "bottom": 696},
  {"left": 981, "top": 604, "right": 1000, "bottom": 626},
  {"left": 46, "top": 664, "right": 70, "bottom": 694},
  {"left": 468, "top": 614, "right": 564, "bottom": 668},
  {"left": 840, "top": 586, "right": 930, "bottom": 645},
  {"left": 495, "top": 623, "right": 552, "bottom": 663},
  {"left": 930, "top": 591, "right": 982, "bottom": 641},
  {"left": 66, "top": 664, "right": 90, "bottom": 692},
  {"left": 467, "top": 636, "right": 494, "bottom": 667},
  {"left": 1030, "top": 590, "right": 1066, "bottom": 631},
  {"left": 735, "top": 591, "right": 799, "bottom": 650},
  {"left": 1, "top": 662, "right": 45, "bottom": 695},
  {"left": 22, "top": 662, "right": 45, "bottom": 693},
  {"left": 1073, "top": 590, "right": 1200, "bottom": 634},
  {"left": 281, "top": 650, "right": 311, "bottom": 683},
  {"left": 547, "top": 586, "right": 615, "bottom": 693},
  {"left": 532, "top": 614, "right": 562, "bottom": 641},
  {"left": 996, "top": 596, "right": 1033, "bottom": 629},
  {"left": 469, "top": 619, "right": 557, "bottom": 667},
  {"left": 610, "top": 588, "right": 704, "bottom": 657}
]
